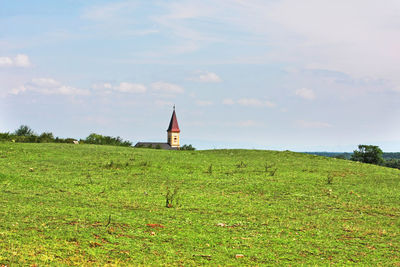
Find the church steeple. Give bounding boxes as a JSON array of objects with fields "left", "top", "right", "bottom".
[{"left": 167, "top": 106, "right": 180, "bottom": 148}]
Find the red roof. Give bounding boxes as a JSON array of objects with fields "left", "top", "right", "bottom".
[{"left": 167, "top": 108, "right": 180, "bottom": 133}]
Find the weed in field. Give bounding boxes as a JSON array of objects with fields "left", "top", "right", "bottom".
[
  {"left": 264, "top": 162, "right": 277, "bottom": 176},
  {"left": 206, "top": 164, "right": 213, "bottom": 174},
  {"left": 139, "top": 161, "right": 151, "bottom": 167},
  {"left": 264, "top": 162, "right": 274, "bottom": 172},
  {"left": 327, "top": 173, "right": 334, "bottom": 184},
  {"left": 165, "top": 186, "right": 179, "bottom": 208},
  {"left": 86, "top": 174, "right": 93, "bottom": 184},
  {"left": 269, "top": 168, "right": 277, "bottom": 176},
  {"left": 105, "top": 160, "right": 114, "bottom": 168},
  {"left": 105, "top": 215, "right": 112, "bottom": 227},
  {"left": 236, "top": 161, "right": 247, "bottom": 168}
]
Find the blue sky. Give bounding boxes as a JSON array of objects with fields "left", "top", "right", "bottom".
[{"left": 1, "top": 0, "right": 400, "bottom": 151}]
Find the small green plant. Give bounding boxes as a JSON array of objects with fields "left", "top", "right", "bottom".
[
  {"left": 105, "top": 215, "right": 111, "bottom": 227},
  {"left": 264, "top": 162, "right": 274, "bottom": 172},
  {"left": 236, "top": 161, "right": 247, "bottom": 168},
  {"left": 264, "top": 162, "right": 277, "bottom": 176},
  {"left": 86, "top": 174, "right": 93, "bottom": 184},
  {"left": 327, "top": 174, "right": 334, "bottom": 184},
  {"left": 105, "top": 161, "right": 114, "bottom": 168},
  {"left": 165, "top": 187, "right": 179, "bottom": 208},
  {"left": 207, "top": 164, "right": 213, "bottom": 174},
  {"left": 140, "top": 161, "right": 151, "bottom": 167}
]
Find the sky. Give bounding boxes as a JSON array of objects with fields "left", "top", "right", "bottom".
[{"left": 1, "top": 0, "right": 400, "bottom": 151}]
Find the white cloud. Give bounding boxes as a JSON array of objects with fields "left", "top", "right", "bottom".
[
  {"left": 222, "top": 98, "right": 276, "bottom": 107},
  {"left": 0, "top": 57, "right": 13, "bottom": 67},
  {"left": 295, "top": 88, "right": 316, "bottom": 100},
  {"left": 237, "top": 98, "right": 276, "bottom": 108},
  {"left": 264, "top": 101, "right": 277, "bottom": 108},
  {"left": 224, "top": 120, "right": 265, "bottom": 128},
  {"left": 296, "top": 120, "right": 332, "bottom": 129},
  {"left": 14, "top": 54, "right": 31, "bottom": 67},
  {"left": 148, "top": 0, "right": 400, "bottom": 89},
  {"left": 237, "top": 120, "right": 259, "bottom": 127},
  {"left": 0, "top": 54, "right": 31, "bottom": 68},
  {"left": 151, "top": 82, "right": 184, "bottom": 94},
  {"left": 222, "top": 98, "right": 235, "bottom": 105},
  {"left": 32, "top": 78, "right": 61, "bottom": 88},
  {"left": 103, "top": 83, "right": 112, "bottom": 89},
  {"left": 82, "top": 2, "right": 138, "bottom": 20},
  {"left": 114, "top": 82, "right": 147, "bottom": 93},
  {"left": 11, "top": 78, "right": 90, "bottom": 96},
  {"left": 155, "top": 100, "right": 174, "bottom": 107},
  {"left": 92, "top": 82, "right": 146, "bottom": 93},
  {"left": 237, "top": 98, "right": 263, "bottom": 107},
  {"left": 196, "top": 100, "right": 213, "bottom": 106},
  {"left": 190, "top": 71, "right": 222, "bottom": 83}
]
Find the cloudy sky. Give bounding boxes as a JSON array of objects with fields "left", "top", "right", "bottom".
[{"left": 1, "top": 0, "right": 400, "bottom": 151}]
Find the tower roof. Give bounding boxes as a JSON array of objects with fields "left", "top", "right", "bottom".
[{"left": 167, "top": 106, "right": 180, "bottom": 133}]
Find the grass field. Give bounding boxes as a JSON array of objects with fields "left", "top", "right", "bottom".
[{"left": 0, "top": 143, "right": 399, "bottom": 265}]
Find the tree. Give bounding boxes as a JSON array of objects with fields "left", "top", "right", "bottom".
[
  {"left": 351, "top": 145, "right": 384, "bottom": 165},
  {"left": 14, "top": 125, "right": 35, "bottom": 136}
]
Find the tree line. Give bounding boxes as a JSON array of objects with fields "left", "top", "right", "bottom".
[
  {"left": 0, "top": 125, "right": 132, "bottom": 147},
  {"left": 0, "top": 125, "right": 196, "bottom": 150},
  {"left": 309, "top": 145, "right": 400, "bottom": 170}
]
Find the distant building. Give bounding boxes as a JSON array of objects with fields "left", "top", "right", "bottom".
[{"left": 135, "top": 106, "right": 181, "bottom": 150}]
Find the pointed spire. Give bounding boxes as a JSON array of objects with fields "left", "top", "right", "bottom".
[{"left": 167, "top": 106, "right": 180, "bottom": 132}]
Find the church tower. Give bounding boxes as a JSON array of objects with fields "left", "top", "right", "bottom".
[{"left": 167, "top": 106, "right": 180, "bottom": 148}]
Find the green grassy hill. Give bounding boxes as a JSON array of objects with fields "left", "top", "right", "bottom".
[{"left": 0, "top": 143, "right": 399, "bottom": 265}]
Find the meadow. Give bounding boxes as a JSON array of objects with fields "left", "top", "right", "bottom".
[{"left": 0, "top": 143, "right": 399, "bottom": 265}]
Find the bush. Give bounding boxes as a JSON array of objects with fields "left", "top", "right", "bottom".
[
  {"left": 383, "top": 159, "right": 400, "bottom": 170},
  {"left": 85, "top": 133, "right": 132, "bottom": 147},
  {"left": 38, "top": 132, "right": 54, "bottom": 143},
  {"left": 0, "top": 132, "right": 11, "bottom": 141},
  {"left": 180, "top": 144, "right": 196, "bottom": 151}
]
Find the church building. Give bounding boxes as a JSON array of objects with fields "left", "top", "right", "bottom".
[{"left": 134, "top": 106, "right": 180, "bottom": 150}]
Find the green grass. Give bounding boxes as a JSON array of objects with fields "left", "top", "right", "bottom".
[{"left": 0, "top": 143, "right": 399, "bottom": 265}]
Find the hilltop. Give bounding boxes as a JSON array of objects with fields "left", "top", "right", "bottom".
[{"left": 0, "top": 143, "right": 399, "bottom": 265}]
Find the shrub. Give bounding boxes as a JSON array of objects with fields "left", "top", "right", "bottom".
[
  {"left": 0, "top": 132, "right": 11, "bottom": 141},
  {"left": 180, "top": 144, "right": 196, "bottom": 150},
  {"left": 38, "top": 132, "right": 54, "bottom": 143},
  {"left": 85, "top": 133, "right": 132, "bottom": 147},
  {"left": 383, "top": 159, "right": 400, "bottom": 170},
  {"left": 165, "top": 187, "right": 180, "bottom": 208}
]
